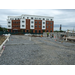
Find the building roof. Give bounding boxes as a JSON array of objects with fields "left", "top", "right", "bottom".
[{"left": 22, "top": 14, "right": 54, "bottom": 18}]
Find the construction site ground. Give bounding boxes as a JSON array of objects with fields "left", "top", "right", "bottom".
[{"left": 0, "top": 35, "right": 75, "bottom": 65}]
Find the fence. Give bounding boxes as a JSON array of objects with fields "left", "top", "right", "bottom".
[{"left": 0, "top": 31, "right": 43, "bottom": 35}]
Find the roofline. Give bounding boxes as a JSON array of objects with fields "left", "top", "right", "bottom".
[
  {"left": 8, "top": 15, "right": 54, "bottom": 18},
  {"left": 22, "top": 14, "right": 54, "bottom": 18},
  {"left": 8, "top": 16, "right": 21, "bottom": 18}
]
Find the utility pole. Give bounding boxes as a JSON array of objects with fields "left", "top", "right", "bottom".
[{"left": 60, "top": 24, "right": 62, "bottom": 32}]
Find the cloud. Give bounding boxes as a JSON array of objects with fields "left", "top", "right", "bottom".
[{"left": 0, "top": 9, "right": 75, "bottom": 31}]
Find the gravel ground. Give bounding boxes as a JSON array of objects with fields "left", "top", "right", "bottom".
[{"left": 0, "top": 35, "right": 75, "bottom": 65}]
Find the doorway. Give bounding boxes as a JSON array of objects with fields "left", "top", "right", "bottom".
[{"left": 39, "top": 30, "right": 41, "bottom": 33}]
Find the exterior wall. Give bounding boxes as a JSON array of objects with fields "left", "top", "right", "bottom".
[
  {"left": 30, "top": 19, "right": 34, "bottom": 29},
  {"left": 8, "top": 20, "right": 20, "bottom": 33},
  {"left": 45, "top": 21, "right": 54, "bottom": 32},
  {"left": 7, "top": 15, "right": 54, "bottom": 34},
  {"left": 7, "top": 19, "right": 12, "bottom": 29},
  {"left": 11, "top": 20, "right": 20, "bottom": 32},
  {"left": 42, "top": 20, "right": 46, "bottom": 30},
  {"left": 20, "top": 19, "right": 26, "bottom": 29},
  {"left": 34, "top": 20, "right": 42, "bottom": 33}
]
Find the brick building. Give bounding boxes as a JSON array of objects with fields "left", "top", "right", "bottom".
[{"left": 7, "top": 14, "right": 54, "bottom": 34}]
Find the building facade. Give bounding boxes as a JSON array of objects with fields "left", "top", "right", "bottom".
[{"left": 7, "top": 14, "right": 54, "bottom": 34}]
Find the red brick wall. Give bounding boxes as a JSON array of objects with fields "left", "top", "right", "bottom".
[
  {"left": 8, "top": 19, "right": 54, "bottom": 33},
  {"left": 12, "top": 20, "right": 20, "bottom": 30},
  {"left": 25, "top": 19, "right": 30, "bottom": 32},
  {"left": 45, "top": 21, "right": 54, "bottom": 32},
  {"left": 8, "top": 20, "right": 20, "bottom": 32},
  {"left": 33, "top": 20, "right": 42, "bottom": 33}
]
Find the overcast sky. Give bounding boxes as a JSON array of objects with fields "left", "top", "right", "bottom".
[{"left": 0, "top": 9, "right": 75, "bottom": 31}]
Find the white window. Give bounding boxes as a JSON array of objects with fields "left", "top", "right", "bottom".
[
  {"left": 22, "top": 25, "right": 24, "bottom": 27},
  {"left": 31, "top": 17, "right": 33, "bottom": 19},
  {"left": 51, "top": 19, "right": 52, "bottom": 21},
  {"left": 8, "top": 22, "right": 10, "bottom": 23},
  {"left": 46, "top": 19, "right": 49, "bottom": 21},
  {"left": 31, "top": 21, "right": 33, "bottom": 23},
  {"left": 31, "top": 25, "right": 33, "bottom": 27},
  {"left": 23, "top": 17, "right": 24, "bottom": 19},
  {"left": 35, "top": 18, "right": 38, "bottom": 20},
  {"left": 15, "top": 18, "right": 18, "bottom": 20},
  {"left": 27, "top": 17, "right": 29, "bottom": 19},
  {"left": 8, "top": 25, "right": 11, "bottom": 27},
  {"left": 43, "top": 18, "right": 45, "bottom": 20},
  {"left": 43, "top": 26, "right": 45, "bottom": 28},
  {"left": 22, "top": 21, "right": 24, "bottom": 23},
  {"left": 39, "top": 18, "right": 41, "bottom": 20}
]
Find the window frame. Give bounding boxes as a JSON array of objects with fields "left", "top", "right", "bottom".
[
  {"left": 51, "top": 19, "right": 52, "bottom": 21},
  {"left": 35, "top": 25, "right": 37, "bottom": 28},
  {"left": 47, "top": 22, "right": 49, "bottom": 24},
  {"left": 35, "top": 21, "right": 37, "bottom": 24},
  {"left": 35, "top": 18, "right": 38, "bottom": 20},
  {"left": 43, "top": 26, "right": 45, "bottom": 28},
  {"left": 8, "top": 22, "right": 10, "bottom": 23},
  {"left": 47, "top": 26, "right": 48, "bottom": 28},
  {"left": 43, "top": 22, "right": 45, "bottom": 24},
  {"left": 39, "top": 22, "right": 41, "bottom": 24},
  {"left": 46, "top": 19, "right": 49, "bottom": 21},
  {"left": 35, "top": 30, "right": 37, "bottom": 33},
  {"left": 50, "top": 26, "right": 52, "bottom": 28},
  {"left": 39, "top": 18, "right": 41, "bottom": 20},
  {"left": 22, "top": 25, "right": 24, "bottom": 27},
  {"left": 8, "top": 25, "right": 11, "bottom": 27},
  {"left": 23, "top": 17, "right": 24, "bottom": 19},
  {"left": 39, "top": 26, "right": 41, "bottom": 28},
  {"left": 31, "top": 17, "right": 33, "bottom": 19},
  {"left": 22, "top": 21, "right": 24, "bottom": 23},
  {"left": 31, "top": 25, "right": 33, "bottom": 27},
  {"left": 51, "top": 22, "right": 52, "bottom": 24},
  {"left": 31, "top": 21, "right": 34, "bottom": 24},
  {"left": 43, "top": 18, "right": 45, "bottom": 20},
  {"left": 27, "top": 17, "right": 29, "bottom": 19}
]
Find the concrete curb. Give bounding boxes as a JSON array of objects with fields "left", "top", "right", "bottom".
[{"left": 0, "top": 34, "right": 10, "bottom": 51}]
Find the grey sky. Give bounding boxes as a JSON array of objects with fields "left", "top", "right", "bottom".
[{"left": 0, "top": 9, "right": 75, "bottom": 31}]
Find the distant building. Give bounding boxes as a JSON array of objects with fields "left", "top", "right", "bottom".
[
  {"left": 66, "top": 29, "right": 75, "bottom": 33},
  {"left": 7, "top": 14, "right": 54, "bottom": 34}
]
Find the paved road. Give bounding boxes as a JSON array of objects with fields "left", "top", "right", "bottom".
[{"left": 0, "top": 35, "right": 75, "bottom": 65}]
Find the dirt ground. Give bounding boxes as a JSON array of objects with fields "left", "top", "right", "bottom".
[
  {"left": 0, "top": 35, "right": 75, "bottom": 65},
  {"left": 0, "top": 35, "right": 6, "bottom": 45}
]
